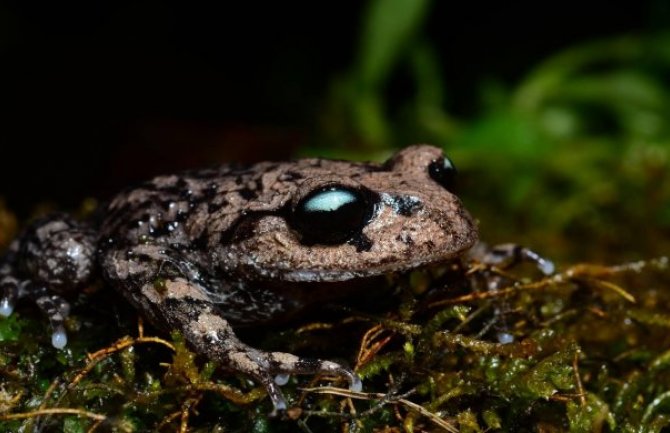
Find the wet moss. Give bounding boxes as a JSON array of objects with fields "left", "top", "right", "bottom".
[{"left": 0, "top": 235, "right": 667, "bottom": 431}]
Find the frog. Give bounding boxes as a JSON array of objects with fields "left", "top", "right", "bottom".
[{"left": 0, "top": 144, "right": 481, "bottom": 412}]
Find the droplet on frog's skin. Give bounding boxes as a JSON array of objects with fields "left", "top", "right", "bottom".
[
  {"left": 497, "top": 332, "right": 515, "bottom": 345},
  {"left": 51, "top": 326, "right": 68, "bottom": 349},
  {"left": 274, "top": 373, "right": 290, "bottom": 386},
  {"left": 0, "top": 298, "right": 14, "bottom": 317}
]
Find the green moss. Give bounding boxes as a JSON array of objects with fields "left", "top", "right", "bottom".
[{"left": 0, "top": 314, "right": 23, "bottom": 343}]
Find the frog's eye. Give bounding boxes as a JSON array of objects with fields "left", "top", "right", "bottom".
[
  {"left": 292, "top": 186, "right": 375, "bottom": 245},
  {"left": 428, "top": 156, "right": 457, "bottom": 192}
]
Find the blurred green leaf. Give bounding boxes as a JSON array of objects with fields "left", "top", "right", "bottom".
[{"left": 356, "top": 0, "right": 431, "bottom": 88}]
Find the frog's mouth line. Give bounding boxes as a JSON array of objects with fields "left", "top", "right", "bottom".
[{"left": 279, "top": 249, "right": 470, "bottom": 283}]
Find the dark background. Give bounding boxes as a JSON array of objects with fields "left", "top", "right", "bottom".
[{"left": 0, "top": 1, "right": 660, "bottom": 215}]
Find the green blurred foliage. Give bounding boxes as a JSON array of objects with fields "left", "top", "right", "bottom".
[{"left": 317, "top": 0, "right": 670, "bottom": 262}]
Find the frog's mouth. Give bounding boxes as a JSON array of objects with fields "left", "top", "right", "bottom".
[{"left": 278, "top": 248, "right": 471, "bottom": 283}]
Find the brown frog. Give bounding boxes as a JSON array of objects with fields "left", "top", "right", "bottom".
[{"left": 0, "top": 145, "right": 479, "bottom": 411}]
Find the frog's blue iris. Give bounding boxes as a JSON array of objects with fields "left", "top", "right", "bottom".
[{"left": 303, "top": 189, "right": 357, "bottom": 213}]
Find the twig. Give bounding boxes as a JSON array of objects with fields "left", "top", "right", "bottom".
[
  {"left": 301, "top": 386, "right": 458, "bottom": 433},
  {"left": 69, "top": 335, "right": 175, "bottom": 390},
  {"left": 0, "top": 408, "right": 105, "bottom": 422},
  {"left": 573, "top": 351, "right": 586, "bottom": 406}
]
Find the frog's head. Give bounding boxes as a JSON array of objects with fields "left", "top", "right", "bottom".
[{"left": 218, "top": 145, "right": 478, "bottom": 282}]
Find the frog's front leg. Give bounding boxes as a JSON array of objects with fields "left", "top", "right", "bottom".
[
  {"left": 0, "top": 214, "right": 96, "bottom": 348},
  {"left": 102, "top": 246, "right": 361, "bottom": 412}
]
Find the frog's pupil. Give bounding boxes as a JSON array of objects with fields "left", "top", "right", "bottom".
[
  {"left": 293, "top": 186, "right": 373, "bottom": 245},
  {"left": 428, "top": 156, "right": 457, "bottom": 192}
]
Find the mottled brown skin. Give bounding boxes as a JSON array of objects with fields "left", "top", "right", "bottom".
[{"left": 0, "top": 145, "right": 478, "bottom": 412}]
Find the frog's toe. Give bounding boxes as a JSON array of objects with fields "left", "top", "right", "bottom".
[
  {"left": 0, "top": 296, "right": 15, "bottom": 317},
  {"left": 228, "top": 348, "right": 361, "bottom": 412},
  {"left": 260, "top": 374, "right": 289, "bottom": 415},
  {"left": 51, "top": 325, "right": 68, "bottom": 349},
  {"left": 34, "top": 293, "right": 71, "bottom": 350},
  {"left": 262, "top": 352, "right": 362, "bottom": 391},
  {"left": 21, "top": 282, "right": 71, "bottom": 350},
  {"left": 531, "top": 252, "right": 555, "bottom": 275},
  {"left": 272, "top": 358, "right": 362, "bottom": 390},
  {"left": 274, "top": 373, "right": 290, "bottom": 386},
  {"left": 349, "top": 372, "right": 363, "bottom": 392},
  {"left": 301, "top": 358, "right": 362, "bottom": 392},
  {"left": 0, "top": 278, "right": 71, "bottom": 349},
  {"left": 474, "top": 243, "right": 555, "bottom": 275},
  {"left": 0, "top": 277, "right": 19, "bottom": 317}
]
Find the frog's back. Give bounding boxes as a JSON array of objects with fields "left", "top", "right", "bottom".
[
  {"left": 99, "top": 163, "right": 275, "bottom": 249},
  {"left": 99, "top": 158, "right": 384, "bottom": 252}
]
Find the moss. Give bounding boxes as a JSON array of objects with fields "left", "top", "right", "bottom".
[{"left": 4, "top": 251, "right": 666, "bottom": 431}]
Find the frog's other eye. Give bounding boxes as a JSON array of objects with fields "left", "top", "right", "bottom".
[
  {"left": 292, "top": 186, "right": 375, "bottom": 245},
  {"left": 428, "top": 156, "right": 457, "bottom": 192}
]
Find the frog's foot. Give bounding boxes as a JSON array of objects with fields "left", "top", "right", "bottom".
[
  {"left": 26, "top": 282, "right": 71, "bottom": 349},
  {"left": 0, "top": 242, "right": 20, "bottom": 317},
  {"left": 0, "top": 277, "right": 71, "bottom": 349},
  {"left": 108, "top": 264, "right": 363, "bottom": 414},
  {"left": 0, "top": 214, "right": 95, "bottom": 349},
  {"left": 470, "top": 242, "right": 555, "bottom": 275},
  {"left": 227, "top": 347, "right": 362, "bottom": 413}
]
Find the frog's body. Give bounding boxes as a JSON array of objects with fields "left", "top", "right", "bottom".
[{"left": 0, "top": 145, "right": 478, "bottom": 411}]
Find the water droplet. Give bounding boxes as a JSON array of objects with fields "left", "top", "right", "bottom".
[{"left": 497, "top": 332, "right": 515, "bottom": 344}]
